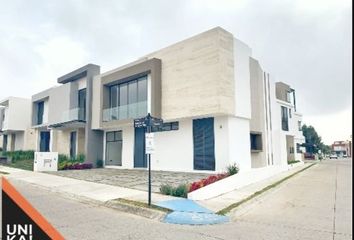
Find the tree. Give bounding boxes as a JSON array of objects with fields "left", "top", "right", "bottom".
[{"left": 301, "top": 124, "right": 329, "bottom": 154}]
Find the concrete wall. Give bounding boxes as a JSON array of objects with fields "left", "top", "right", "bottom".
[
  {"left": 145, "top": 27, "right": 236, "bottom": 120},
  {"left": 1, "top": 97, "right": 32, "bottom": 131},
  {"left": 249, "top": 58, "right": 267, "bottom": 168},
  {"left": 103, "top": 116, "right": 233, "bottom": 172}
]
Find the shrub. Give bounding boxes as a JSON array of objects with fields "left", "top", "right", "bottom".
[
  {"left": 76, "top": 154, "right": 85, "bottom": 163},
  {"left": 4, "top": 150, "right": 34, "bottom": 161},
  {"left": 96, "top": 159, "right": 104, "bottom": 168},
  {"left": 159, "top": 184, "right": 189, "bottom": 198},
  {"left": 188, "top": 173, "right": 229, "bottom": 193},
  {"left": 288, "top": 160, "right": 300, "bottom": 164},
  {"left": 226, "top": 163, "right": 239, "bottom": 176}
]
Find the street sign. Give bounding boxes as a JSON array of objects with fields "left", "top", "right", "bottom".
[
  {"left": 134, "top": 118, "right": 146, "bottom": 128},
  {"left": 145, "top": 133, "right": 155, "bottom": 154},
  {"left": 133, "top": 113, "right": 163, "bottom": 206}
]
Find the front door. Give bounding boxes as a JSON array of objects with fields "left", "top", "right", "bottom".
[
  {"left": 193, "top": 117, "right": 215, "bottom": 171},
  {"left": 105, "top": 131, "right": 122, "bottom": 166},
  {"left": 134, "top": 127, "right": 147, "bottom": 168},
  {"left": 39, "top": 131, "right": 50, "bottom": 152}
]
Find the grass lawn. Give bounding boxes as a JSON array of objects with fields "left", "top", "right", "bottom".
[{"left": 1, "top": 159, "right": 34, "bottom": 171}]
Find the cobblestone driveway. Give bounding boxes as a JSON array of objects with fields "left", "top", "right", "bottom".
[{"left": 50, "top": 168, "right": 211, "bottom": 192}]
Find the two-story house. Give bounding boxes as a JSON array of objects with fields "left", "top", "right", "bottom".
[
  {"left": 0, "top": 97, "right": 34, "bottom": 152},
  {"left": 30, "top": 64, "right": 100, "bottom": 159}
]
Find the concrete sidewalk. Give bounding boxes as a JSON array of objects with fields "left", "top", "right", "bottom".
[
  {"left": 0, "top": 162, "right": 315, "bottom": 214},
  {"left": 0, "top": 166, "right": 178, "bottom": 205}
]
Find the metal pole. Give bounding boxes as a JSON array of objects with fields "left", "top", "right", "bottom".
[{"left": 147, "top": 121, "right": 152, "bottom": 206}]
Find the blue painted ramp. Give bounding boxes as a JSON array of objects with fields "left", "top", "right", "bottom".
[{"left": 157, "top": 199, "right": 229, "bottom": 225}]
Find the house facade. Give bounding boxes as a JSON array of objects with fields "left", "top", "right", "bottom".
[
  {"left": 30, "top": 64, "right": 101, "bottom": 159},
  {"left": 0, "top": 97, "right": 35, "bottom": 152},
  {"left": 1, "top": 27, "right": 306, "bottom": 173}
]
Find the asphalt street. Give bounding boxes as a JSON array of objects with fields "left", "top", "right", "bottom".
[{"left": 0, "top": 158, "right": 352, "bottom": 240}]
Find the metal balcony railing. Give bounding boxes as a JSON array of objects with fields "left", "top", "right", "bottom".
[{"left": 103, "top": 101, "right": 147, "bottom": 122}]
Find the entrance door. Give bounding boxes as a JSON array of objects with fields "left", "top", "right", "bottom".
[
  {"left": 134, "top": 127, "right": 147, "bottom": 168},
  {"left": 105, "top": 131, "right": 122, "bottom": 166},
  {"left": 39, "top": 131, "right": 50, "bottom": 152},
  {"left": 193, "top": 117, "right": 215, "bottom": 171},
  {"left": 70, "top": 131, "right": 77, "bottom": 158}
]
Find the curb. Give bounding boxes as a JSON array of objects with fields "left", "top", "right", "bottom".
[{"left": 105, "top": 199, "right": 169, "bottom": 221}]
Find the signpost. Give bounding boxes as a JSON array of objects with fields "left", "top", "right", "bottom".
[{"left": 134, "top": 113, "right": 163, "bottom": 205}]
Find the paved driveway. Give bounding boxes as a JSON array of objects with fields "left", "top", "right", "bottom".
[{"left": 50, "top": 168, "right": 211, "bottom": 192}]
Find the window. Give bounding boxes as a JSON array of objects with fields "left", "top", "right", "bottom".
[
  {"left": 298, "top": 121, "right": 302, "bottom": 131},
  {"left": 152, "top": 122, "right": 179, "bottom": 132},
  {"left": 250, "top": 133, "right": 262, "bottom": 151},
  {"left": 78, "top": 89, "right": 86, "bottom": 121},
  {"left": 37, "top": 101, "right": 44, "bottom": 125},
  {"left": 108, "top": 75, "right": 147, "bottom": 120},
  {"left": 289, "top": 108, "right": 292, "bottom": 118},
  {"left": 281, "top": 106, "right": 289, "bottom": 131},
  {"left": 296, "top": 143, "right": 302, "bottom": 153}
]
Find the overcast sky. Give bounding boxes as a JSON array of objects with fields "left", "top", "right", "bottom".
[{"left": 0, "top": 0, "right": 351, "bottom": 144}]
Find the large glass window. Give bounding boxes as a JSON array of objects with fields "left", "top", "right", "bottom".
[
  {"left": 108, "top": 76, "right": 147, "bottom": 121},
  {"left": 281, "top": 106, "right": 289, "bottom": 131},
  {"left": 78, "top": 88, "right": 86, "bottom": 121},
  {"left": 37, "top": 101, "right": 44, "bottom": 125}
]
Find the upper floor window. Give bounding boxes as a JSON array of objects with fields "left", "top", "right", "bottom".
[
  {"left": 108, "top": 76, "right": 147, "bottom": 120},
  {"left": 298, "top": 121, "right": 302, "bottom": 131},
  {"left": 37, "top": 101, "right": 44, "bottom": 125},
  {"left": 78, "top": 88, "right": 86, "bottom": 121},
  {"left": 281, "top": 106, "right": 289, "bottom": 131}
]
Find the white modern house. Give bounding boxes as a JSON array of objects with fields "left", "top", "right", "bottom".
[
  {"left": 1, "top": 27, "right": 306, "bottom": 176},
  {"left": 30, "top": 64, "right": 101, "bottom": 158},
  {"left": 90, "top": 27, "right": 306, "bottom": 173},
  {"left": 0, "top": 97, "right": 34, "bottom": 152}
]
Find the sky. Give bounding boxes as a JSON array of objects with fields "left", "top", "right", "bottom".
[{"left": 0, "top": 0, "right": 352, "bottom": 144}]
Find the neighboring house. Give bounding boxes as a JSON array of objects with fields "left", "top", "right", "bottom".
[
  {"left": 30, "top": 64, "right": 101, "bottom": 159},
  {"left": 271, "top": 82, "right": 306, "bottom": 163},
  {"left": 332, "top": 140, "right": 352, "bottom": 157},
  {"left": 0, "top": 97, "right": 35, "bottom": 152}
]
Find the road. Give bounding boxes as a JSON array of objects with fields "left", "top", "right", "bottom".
[{"left": 1, "top": 159, "right": 352, "bottom": 240}]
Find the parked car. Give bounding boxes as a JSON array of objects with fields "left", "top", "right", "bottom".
[
  {"left": 329, "top": 153, "right": 338, "bottom": 159},
  {"left": 343, "top": 154, "right": 348, "bottom": 158},
  {"left": 304, "top": 152, "right": 315, "bottom": 160}
]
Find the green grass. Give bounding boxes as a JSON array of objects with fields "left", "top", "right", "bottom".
[
  {"left": 287, "top": 160, "right": 301, "bottom": 164},
  {"left": 217, "top": 163, "right": 317, "bottom": 215},
  {"left": 2, "top": 159, "right": 34, "bottom": 171},
  {"left": 115, "top": 198, "right": 172, "bottom": 213}
]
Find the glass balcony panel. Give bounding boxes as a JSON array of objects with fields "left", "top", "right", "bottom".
[{"left": 103, "top": 101, "right": 147, "bottom": 122}]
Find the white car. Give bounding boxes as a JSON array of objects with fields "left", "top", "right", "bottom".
[
  {"left": 329, "top": 154, "right": 338, "bottom": 159},
  {"left": 343, "top": 154, "right": 348, "bottom": 158}
]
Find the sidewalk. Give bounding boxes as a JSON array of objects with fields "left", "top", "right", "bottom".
[
  {"left": 0, "top": 162, "right": 315, "bottom": 216},
  {"left": 0, "top": 166, "right": 178, "bottom": 204}
]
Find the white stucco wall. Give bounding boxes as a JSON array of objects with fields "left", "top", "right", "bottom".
[
  {"left": 104, "top": 116, "right": 232, "bottom": 173},
  {"left": 233, "top": 38, "right": 252, "bottom": 119},
  {"left": 228, "top": 116, "right": 252, "bottom": 172}
]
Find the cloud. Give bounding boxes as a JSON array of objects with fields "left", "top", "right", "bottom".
[{"left": 0, "top": 0, "right": 351, "bottom": 143}]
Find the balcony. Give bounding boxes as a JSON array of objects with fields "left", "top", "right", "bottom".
[
  {"left": 61, "top": 108, "right": 86, "bottom": 122},
  {"left": 103, "top": 101, "right": 147, "bottom": 122}
]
